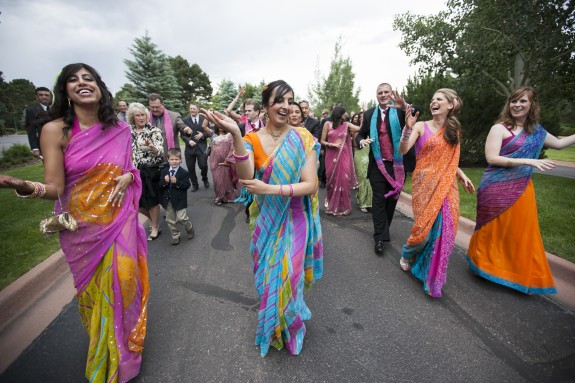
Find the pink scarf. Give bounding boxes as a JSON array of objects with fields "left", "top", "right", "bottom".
[{"left": 150, "top": 109, "right": 175, "bottom": 149}]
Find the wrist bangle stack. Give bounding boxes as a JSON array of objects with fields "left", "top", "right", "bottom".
[
  {"left": 233, "top": 151, "right": 250, "bottom": 162},
  {"left": 15, "top": 181, "right": 46, "bottom": 199}
]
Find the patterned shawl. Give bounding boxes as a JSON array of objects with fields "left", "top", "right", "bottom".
[
  {"left": 369, "top": 106, "right": 404, "bottom": 199},
  {"left": 475, "top": 125, "right": 547, "bottom": 230}
]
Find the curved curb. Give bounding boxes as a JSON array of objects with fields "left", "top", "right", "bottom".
[{"left": 397, "top": 192, "right": 575, "bottom": 310}]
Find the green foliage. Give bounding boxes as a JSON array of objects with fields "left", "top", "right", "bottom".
[
  {"left": 168, "top": 55, "right": 213, "bottom": 110},
  {"left": 0, "top": 163, "right": 60, "bottom": 290},
  {"left": 0, "top": 144, "right": 34, "bottom": 168},
  {"left": 0, "top": 78, "right": 36, "bottom": 134},
  {"left": 211, "top": 80, "right": 237, "bottom": 112},
  {"left": 123, "top": 32, "right": 183, "bottom": 111},
  {"left": 114, "top": 83, "right": 136, "bottom": 104},
  {"left": 308, "top": 38, "right": 361, "bottom": 115}
]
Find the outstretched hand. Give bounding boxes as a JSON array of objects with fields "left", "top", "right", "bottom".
[
  {"left": 0, "top": 175, "right": 31, "bottom": 194},
  {"left": 200, "top": 109, "right": 241, "bottom": 137},
  {"left": 457, "top": 173, "right": 476, "bottom": 194},
  {"left": 527, "top": 159, "right": 556, "bottom": 172},
  {"left": 389, "top": 89, "right": 407, "bottom": 110}
]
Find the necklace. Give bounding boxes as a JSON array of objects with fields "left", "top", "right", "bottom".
[
  {"left": 79, "top": 122, "right": 89, "bottom": 130},
  {"left": 266, "top": 127, "right": 282, "bottom": 141}
]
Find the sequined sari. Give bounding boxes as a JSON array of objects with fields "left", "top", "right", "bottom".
[{"left": 57, "top": 119, "right": 149, "bottom": 382}]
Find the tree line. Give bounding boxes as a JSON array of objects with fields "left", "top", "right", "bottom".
[{"left": 1, "top": 1, "right": 573, "bottom": 165}]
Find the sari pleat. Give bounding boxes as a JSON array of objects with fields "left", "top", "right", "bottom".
[{"left": 325, "top": 122, "right": 357, "bottom": 215}]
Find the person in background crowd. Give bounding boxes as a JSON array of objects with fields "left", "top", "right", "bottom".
[
  {"left": 117, "top": 100, "right": 128, "bottom": 122},
  {"left": 352, "top": 112, "right": 372, "bottom": 212},
  {"left": 148, "top": 93, "right": 192, "bottom": 159},
  {"left": 182, "top": 103, "right": 211, "bottom": 191},
  {"left": 24, "top": 86, "right": 52, "bottom": 158}
]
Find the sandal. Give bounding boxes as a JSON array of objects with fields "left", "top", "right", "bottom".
[
  {"left": 148, "top": 226, "right": 161, "bottom": 241},
  {"left": 400, "top": 257, "right": 411, "bottom": 272}
]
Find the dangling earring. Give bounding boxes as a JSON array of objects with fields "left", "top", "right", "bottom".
[{"left": 68, "top": 98, "right": 71, "bottom": 107}]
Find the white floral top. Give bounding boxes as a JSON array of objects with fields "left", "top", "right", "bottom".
[{"left": 131, "top": 123, "right": 164, "bottom": 168}]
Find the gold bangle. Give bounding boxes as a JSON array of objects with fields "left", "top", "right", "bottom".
[{"left": 15, "top": 181, "right": 46, "bottom": 199}]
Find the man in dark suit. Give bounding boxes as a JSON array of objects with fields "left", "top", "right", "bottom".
[
  {"left": 238, "top": 99, "right": 263, "bottom": 136},
  {"left": 299, "top": 100, "right": 321, "bottom": 139},
  {"left": 355, "top": 83, "right": 415, "bottom": 256},
  {"left": 24, "top": 87, "right": 52, "bottom": 158},
  {"left": 182, "top": 103, "right": 211, "bottom": 191}
]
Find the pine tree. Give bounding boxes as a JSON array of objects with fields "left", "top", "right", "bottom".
[
  {"left": 168, "top": 55, "right": 213, "bottom": 108},
  {"left": 211, "top": 80, "right": 237, "bottom": 112},
  {"left": 308, "top": 38, "right": 361, "bottom": 115},
  {"left": 124, "top": 33, "right": 183, "bottom": 112}
]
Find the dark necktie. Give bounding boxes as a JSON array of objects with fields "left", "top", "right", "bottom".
[
  {"left": 170, "top": 169, "right": 175, "bottom": 177},
  {"left": 251, "top": 122, "right": 255, "bottom": 130}
]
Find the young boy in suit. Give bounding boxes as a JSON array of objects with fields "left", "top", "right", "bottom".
[{"left": 160, "top": 148, "right": 195, "bottom": 245}]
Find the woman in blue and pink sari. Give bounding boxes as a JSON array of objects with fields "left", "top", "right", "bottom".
[
  {"left": 320, "top": 106, "right": 360, "bottom": 216},
  {"left": 202, "top": 80, "right": 323, "bottom": 357},
  {"left": 467, "top": 87, "right": 575, "bottom": 294},
  {"left": 1, "top": 63, "right": 149, "bottom": 382}
]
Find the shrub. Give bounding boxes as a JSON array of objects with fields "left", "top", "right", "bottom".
[{"left": 0, "top": 144, "right": 34, "bottom": 168}]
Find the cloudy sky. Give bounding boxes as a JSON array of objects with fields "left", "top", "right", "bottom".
[{"left": 0, "top": 0, "right": 446, "bottom": 105}]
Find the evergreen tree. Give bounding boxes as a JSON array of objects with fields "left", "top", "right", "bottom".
[
  {"left": 168, "top": 55, "right": 213, "bottom": 108},
  {"left": 308, "top": 38, "right": 361, "bottom": 115},
  {"left": 0, "top": 78, "right": 36, "bottom": 133},
  {"left": 124, "top": 33, "right": 183, "bottom": 111},
  {"left": 211, "top": 80, "right": 237, "bottom": 112},
  {"left": 114, "top": 83, "right": 136, "bottom": 105}
]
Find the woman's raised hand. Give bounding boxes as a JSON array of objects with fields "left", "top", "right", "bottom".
[
  {"left": 389, "top": 90, "right": 407, "bottom": 110},
  {"left": 405, "top": 104, "right": 419, "bottom": 130},
  {"left": 200, "top": 109, "right": 241, "bottom": 137}
]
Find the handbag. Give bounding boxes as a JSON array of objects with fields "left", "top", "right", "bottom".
[{"left": 40, "top": 212, "right": 78, "bottom": 237}]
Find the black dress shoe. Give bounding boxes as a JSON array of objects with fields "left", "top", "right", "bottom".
[
  {"left": 204, "top": 181, "right": 210, "bottom": 189},
  {"left": 191, "top": 186, "right": 199, "bottom": 192},
  {"left": 374, "top": 241, "right": 385, "bottom": 256}
]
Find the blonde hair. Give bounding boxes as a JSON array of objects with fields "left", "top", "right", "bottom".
[
  {"left": 127, "top": 102, "right": 149, "bottom": 126},
  {"left": 435, "top": 88, "right": 462, "bottom": 146}
]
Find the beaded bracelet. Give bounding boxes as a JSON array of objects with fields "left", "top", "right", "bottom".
[
  {"left": 15, "top": 181, "right": 46, "bottom": 199},
  {"left": 233, "top": 151, "right": 249, "bottom": 162},
  {"left": 289, "top": 184, "right": 294, "bottom": 197}
]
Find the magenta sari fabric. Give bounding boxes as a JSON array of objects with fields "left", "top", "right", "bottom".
[
  {"left": 58, "top": 119, "right": 149, "bottom": 382},
  {"left": 325, "top": 121, "right": 358, "bottom": 215},
  {"left": 209, "top": 133, "right": 238, "bottom": 203}
]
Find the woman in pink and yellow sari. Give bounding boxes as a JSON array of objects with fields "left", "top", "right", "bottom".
[
  {"left": 202, "top": 80, "right": 323, "bottom": 357},
  {"left": 0, "top": 63, "right": 149, "bottom": 382},
  {"left": 467, "top": 87, "right": 575, "bottom": 294},
  {"left": 320, "top": 106, "right": 360, "bottom": 216},
  {"left": 398, "top": 89, "right": 475, "bottom": 298}
]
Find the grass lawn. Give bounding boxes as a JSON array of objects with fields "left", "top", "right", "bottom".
[
  {"left": 403, "top": 167, "right": 575, "bottom": 263},
  {"left": 0, "top": 163, "right": 60, "bottom": 290},
  {"left": 544, "top": 145, "right": 575, "bottom": 163}
]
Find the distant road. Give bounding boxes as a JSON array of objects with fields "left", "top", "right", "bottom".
[{"left": 0, "top": 134, "right": 29, "bottom": 155}]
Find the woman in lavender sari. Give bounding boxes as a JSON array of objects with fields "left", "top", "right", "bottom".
[
  {"left": 208, "top": 125, "right": 238, "bottom": 205},
  {"left": 320, "top": 105, "right": 360, "bottom": 216},
  {"left": 0, "top": 63, "right": 149, "bottom": 382}
]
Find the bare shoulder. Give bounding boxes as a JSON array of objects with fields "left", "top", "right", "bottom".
[{"left": 41, "top": 119, "right": 69, "bottom": 145}]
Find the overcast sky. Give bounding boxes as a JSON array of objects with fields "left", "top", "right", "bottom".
[{"left": 0, "top": 0, "right": 446, "bottom": 106}]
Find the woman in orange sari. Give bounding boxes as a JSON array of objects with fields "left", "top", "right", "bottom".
[
  {"left": 467, "top": 87, "right": 575, "bottom": 294},
  {"left": 398, "top": 89, "right": 475, "bottom": 297}
]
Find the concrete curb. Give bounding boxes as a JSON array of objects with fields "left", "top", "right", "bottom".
[
  {"left": 0, "top": 213, "right": 151, "bottom": 374},
  {"left": 397, "top": 192, "right": 575, "bottom": 310}
]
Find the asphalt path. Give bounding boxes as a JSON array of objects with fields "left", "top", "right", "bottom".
[{"left": 1, "top": 173, "right": 575, "bottom": 383}]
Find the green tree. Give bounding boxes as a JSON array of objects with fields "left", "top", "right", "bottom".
[
  {"left": 114, "top": 83, "right": 136, "bottom": 104},
  {"left": 211, "top": 80, "right": 237, "bottom": 112},
  {"left": 0, "top": 78, "right": 36, "bottom": 134},
  {"left": 308, "top": 38, "right": 361, "bottom": 115},
  {"left": 168, "top": 55, "right": 213, "bottom": 108},
  {"left": 393, "top": 0, "right": 575, "bottom": 135},
  {"left": 123, "top": 33, "right": 182, "bottom": 111}
]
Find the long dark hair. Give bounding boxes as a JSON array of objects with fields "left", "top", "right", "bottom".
[
  {"left": 330, "top": 105, "right": 346, "bottom": 128},
  {"left": 261, "top": 80, "right": 293, "bottom": 108},
  {"left": 50, "top": 63, "right": 117, "bottom": 132}
]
